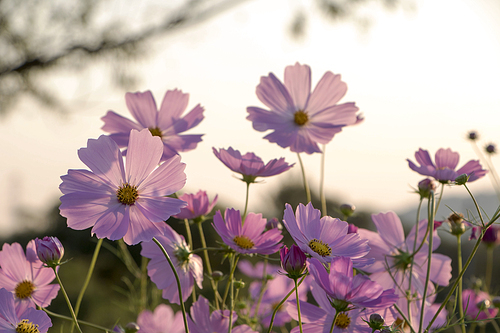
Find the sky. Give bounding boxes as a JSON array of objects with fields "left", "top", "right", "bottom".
[{"left": 1, "top": 0, "right": 500, "bottom": 235}]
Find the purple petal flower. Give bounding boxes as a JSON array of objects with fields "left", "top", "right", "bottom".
[
  {"left": 212, "top": 208, "right": 283, "bottom": 255},
  {"left": 0, "top": 241, "right": 60, "bottom": 308},
  {"left": 407, "top": 148, "right": 487, "bottom": 183},
  {"left": 238, "top": 260, "right": 280, "bottom": 279},
  {"left": 280, "top": 245, "right": 307, "bottom": 278},
  {"left": 213, "top": 147, "right": 293, "bottom": 183},
  {"left": 141, "top": 224, "right": 203, "bottom": 304},
  {"left": 35, "top": 237, "right": 64, "bottom": 268},
  {"left": 59, "top": 129, "right": 187, "bottom": 245},
  {"left": 247, "top": 62, "right": 361, "bottom": 154},
  {"left": 174, "top": 190, "right": 218, "bottom": 221},
  {"left": 462, "top": 289, "right": 499, "bottom": 321},
  {"left": 282, "top": 202, "right": 371, "bottom": 267},
  {"left": 0, "top": 288, "right": 52, "bottom": 332},
  {"left": 101, "top": 89, "right": 204, "bottom": 161},
  {"left": 136, "top": 304, "right": 184, "bottom": 333}
]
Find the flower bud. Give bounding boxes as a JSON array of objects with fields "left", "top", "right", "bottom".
[
  {"left": 347, "top": 223, "right": 358, "bottom": 234},
  {"left": 367, "top": 313, "right": 385, "bottom": 330},
  {"left": 477, "top": 299, "right": 491, "bottom": 311},
  {"left": 212, "top": 271, "right": 224, "bottom": 281},
  {"left": 35, "top": 236, "right": 64, "bottom": 268},
  {"left": 454, "top": 174, "right": 470, "bottom": 185},
  {"left": 447, "top": 212, "right": 466, "bottom": 236},
  {"left": 485, "top": 143, "right": 496, "bottom": 154},
  {"left": 417, "top": 178, "right": 435, "bottom": 199},
  {"left": 234, "top": 280, "right": 245, "bottom": 289},
  {"left": 266, "top": 217, "right": 282, "bottom": 231},
  {"left": 280, "top": 244, "right": 306, "bottom": 279},
  {"left": 468, "top": 131, "right": 478, "bottom": 141},
  {"left": 492, "top": 296, "right": 500, "bottom": 308},
  {"left": 124, "top": 323, "right": 139, "bottom": 333},
  {"left": 339, "top": 204, "right": 356, "bottom": 217}
]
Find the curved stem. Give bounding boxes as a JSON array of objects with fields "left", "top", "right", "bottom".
[
  {"left": 267, "top": 275, "right": 306, "bottom": 333},
  {"left": 297, "top": 153, "right": 311, "bottom": 203},
  {"left": 221, "top": 254, "right": 239, "bottom": 309},
  {"left": 294, "top": 278, "right": 303, "bottom": 333},
  {"left": 43, "top": 308, "right": 113, "bottom": 332},
  {"left": 407, "top": 198, "right": 423, "bottom": 322},
  {"left": 419, "top": 191, "right": 435, "bottom": 333},
  {"left": 227, "top": 254, "right": 239, "bottom": 333},
  {"left": 53, "top": 268, "right": 83, "bottom": 333},
  {"left": 196, "top": 222, "right": 221, "bottom": 309},
  {"left": 329, "top": 311, "right": 339, "bottom": 333},
  {"left": 152, "top": 237, "right": 189, "bottom": 333},
  {"left": 485, "top": 246, "right": 494, "bottom": 293},
  {"left": 320, "top": 144, "right": 327, "bottom": 216},
  {"left": 434, "top": 183, "right": 444, "bottom": 215},
  {"left": 253, "top": 257, "right": 269, "bottom": 325},
  {"left": 242, "top": 182, "right": 251, "bottom": 222},
  {"left": 457, "top": 235, "right": 466, "bottom": 333}
]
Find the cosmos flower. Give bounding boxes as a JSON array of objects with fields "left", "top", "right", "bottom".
[
  {"left": 101, "top": 89, "right": 204, "bottom": 161},
  {"left": 357, "top": 211, "right": 452, "bottom": 301},
  {"left": 188, "top": 296, "right": 257, "bottom": 333},
  {"left": 280, "top": 244, "right": 307, "bottom": 279},
  {"left": 212, "top": 208, "right": 283, "bottom": 255},
  {"left": 141, "top": 224, "right": 203, "bottom": 304},
  {"left": 308, "top": 257, "right": 398, "bottom": 311},
  {"left": 470, "top": 224, "right": 500, "bottom": 247},
  {"left": 246, "top": 62, "right": 361, "bottom": 154},
  {"left": 173, "top": 190, "right": 218, "bottom": 221},
  {"left": 0, "top": 241, "right": 59, "bottom": 308},
  {"left": 407, "top": 148, "right": 487, "bottom": 183},
  {"left": 238, "top": 260, "right": 280, "bottom": 279},
  {"left": 59, "top": 129, "right": 187, "bottom": 245},
  {"left": 35, "top": 236, "right": 64, "bottom": 268},
  {"left": 462, "top": 289, "right": 499, "bottom": 321},
  {"left": 0, "top": 288, "right": 52, "bottom": 333},
  {"left": 282, "top": 202, "right": 371, "bottom": 267},
  {"left": 136, "top": 304, "right": 184, "bottom": 333},
  {"left": 213, "top": 147, "right": 293, "bottom": 183}
]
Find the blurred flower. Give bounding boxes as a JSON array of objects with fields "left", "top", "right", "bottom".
[
  {"left": 347, "top": 223, "right": 359, "bottom": 234},
  {"left": 0, "top": 241, "right": 60, "bottom": 308},
  {"left": 188, "top": 296, "right": 257, "bottom": 333},
  {"left": 280, "top": 245, "right": 307, "bottom": 279},
  {"left": 407, "top": 148, "right": 487, "bottom": 183},
  {"left": 213, "top": 208, "right": 282, "bottom": 255},
  {"left": 59, "top": 129, "right": 187, "bottom": 245},
  {"left": 137, "top": 304, "right": 183, "bottom": 333},
  {"left": 141, "top": 224, "right": 203, "bottom": 304},
  {"left": 417, "top": 178, "right": 436, "bottom": 199},
  {"left": 265, "top": 217, "right": 282, "bottom": 231},
  {"left": 247, "top": 62, "right": 361, "bottom": 154},
  {"left": 463, "top": 289, "right": 498, "bottom": 321},
  {"left": 238, "top": 260, "right": 280, "bottom": 279},
  {"left": 339, "top": 203, "right": 356, "bottom": 217},
  {"left": 485, "top": 143, "right": 496, "bottom": 154},
  {"left": 213, "top": 147, "right": 293, "bottom": 184},
  {"left": 282, "top": 202, "right": 371, "bottom": 267},
  {"left": 35, "top": 236, "right": 64, "bottom": 268},
  {"left": 470, "top": 224, "right": 500, "bottom": 247},
  {"left": 467, "top": 131, "right": 478, "bottom": 141},
  {"left": 446, "top": 213, "right": 468, "bottom": 236},
  {"left": 101, "top": 89, "right": 204, "bottom": 161},
  {"left": 174, "top": 190, "right": 218, "bottom": 221},
  {"left": 0, "top": 288, "right": 52, "bottom": 332}
]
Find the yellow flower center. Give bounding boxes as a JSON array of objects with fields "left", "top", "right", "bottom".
[
  {"left": 233, "top": 236, "right": 254, "bottom": 249},
  {"left": 16, "top": 319, "right": 39, "bottom": 333},
  {"left": 294, "top": 110, "right": 309, "bottom": 126},
  {"left": 15, "top": 280, "right": 35, "bottom": 299},
  {"left": 116, "top": 183, "right": 138, "bottom": 205},
  {"left": 149, "top": 127, "right": 163, "bottom": 138},
  {"left": 335, "top": 312, "right": 351, "bottom": 329},
  {"left": 308, "top": 238, "right": 332, "bottom": 257}
]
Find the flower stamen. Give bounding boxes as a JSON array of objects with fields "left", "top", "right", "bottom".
[
  {"left": 117, "top": 183, "right": 138, "bottom": 205},
  {"left": 335, "top": 312, "right": 351, "bottom": 329},
  {"left": 308, "top": 238, "right": 332, "bottom": 257},
  {"left": 15, "top": 280, "right": 35, "bottom": 299},
  {"left": 294, "top": 110, "right": 309, "bottom": 126},
  {"left": 149, "top": 127, "right": 163, "bottom": 138},
  {"left": 233, "top": 236, "right": 254, "bottom": 249},
  {"left": 16, "top": 320, "right": 39, "bottom": 333}
]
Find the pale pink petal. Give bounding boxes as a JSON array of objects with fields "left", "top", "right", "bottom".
[
  {"left": 32, "top": 284, "right": 60, "bottom": 308},
  {"left": 101, "top": 110, "right": 143, "bottom": 135},
  {"left": 256, "top": 73, "right": 295, "bottom": 114},
  {"left": 125, "top": 91, "right": 158, "bottom": 128},
  {"left": 172, "top": 104, "right": 204, "bottom": 133},
  {"left": 246, "top": 106, "right": 292, "bottom": 132},
  {"left": 371, "top": 211, "right": 405, "bottom": 248},
  {"left": 435, "top": 148, "right": 459, "bottom": 170},
  {"left": 122, "top": 207, "right": 164, "bottom": 245},
  {"left": 91, "top": 205, "right": 129, "bottom": 241},
  {"left": 284, "top": 62, "right": 311, "bottom": 110},
  {"left": 138, "top": 155, "right": 186, "bottom": 196},
  {"left": 306, "top": 71, "right": 347, "bottom": 114},
  {"left": 135, "top": 196, "right": 186, "bottom": 222},
  {"left": 59, "top": 169, "right": 114, "bottom": 195},
  {"left": 309, "top": 102, "right": 359, "bottom": 125},
  {"left": 125, "top": 129, "right": 163, "bottom": 186},
  {"left": 158, "top": 89, "right": 190, "bottom": 128},
  {"left": 456, "top": 160, "right": 488, "bottom": 182}
]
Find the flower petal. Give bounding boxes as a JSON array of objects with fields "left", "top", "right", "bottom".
[
  {"left": 284, "top": 62, "right": 311, "bottom": 110},
  {"left": 125, "top": 91, "right": 158, "bottom": 128}
]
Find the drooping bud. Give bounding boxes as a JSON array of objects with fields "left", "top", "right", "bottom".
[
  {"left": 35, "top": 236, "right": 64, "bottom": 268},
  {"left": 339, "top": 204, "right": 356, "bottom": 217},
  {"left": 280, "top": 244, "right": 307, "bottom": 279},
  {"left": 417, "top": 178, "right": 436, "bottom": 199}
]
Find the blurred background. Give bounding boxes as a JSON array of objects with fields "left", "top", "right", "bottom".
[{"left": 1, "top": 0, "right": 500, "bottom": 330}]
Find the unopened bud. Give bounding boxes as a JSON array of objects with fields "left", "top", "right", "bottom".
[
  {"left": 234, "top": 280, "right": 245, "bottom": 289},
  {"left": 212, "top": 271, "right": 224, "bottom": 281},
  {"left": 266, "top": 217, "right": 282, "bottom": 231},
  {"left": 347, "top": 223, "right": 358, "bottom": 234},
  {"left": 368, "top": 313, "right": 385, "bottom": 330},
  {"left": 339, "top": 204, "right": 356, "bottom": 217},
  {"left": 455, "top": 174, "right": 470, "bottom": 185},
  {"left": 417, "top": 178, "right": 436, "bottom": 199},
  {"left": 485, "top": 143, "right": 496, "bottom": 154},
  {"left": 35, "top": 236, "right": 64, "bottom": 268},
  {"left": 124, "top": 323, "right": 139, "bottom": 333},
  {"left": 447, "top": 213, "right": 466, "bottom": 236},
  {"left": 468, "top": 131, "right": 478, "bottom": 141}
]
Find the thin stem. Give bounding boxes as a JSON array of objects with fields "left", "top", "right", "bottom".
[
  {"left": 196, "top": 222, "right": 221, "bottom": 309},
  {"left": 464, "top": 184, "right": 485, "bottom": 226},
  {"left": 329, "top": 311, "right": 339, "bottom": 333},
  {"left": 140, "top": 256, "right": 148, "bottom": 312},
  {"left": 435, "top": 183, "right": 445, "bottom": 215},
  {"left": 294, "top": 278, "right": 303, "bottom": 333},
  {"left": 407, "top": 198, "right": 424, "bottom": 322},
  {"left": 221, "top": 253, "right": 239, "bottom": 309},
  {"left": 485, "top": 246, "right": 494, "bottom": 293},
  {"left": 253, "top": 257, "right": 269, "bottom": 325},
  {"left": 297, "top": 153, "right": 311, "bottom": 203},
  {"left": 242, "top": 182, "right": 251, "bottom": 221},
  {"left": 72, "top": 238, "right": 103, "bottom": 333},
  {"left": 320, "top": 144, "right": 327, "bottom": 216},
  {"left": 184, "top": 218, "right": 193, "bottom": 249},
  {"left": 456, "top": 235, "right": 466, "bottom": 333},
  {"left": 152, "top": 237, "right": 189, "bottom": 333},
  {"left": 393, "top": 303, "right": 417, "bottom": 333},
  {"left": 228, "top": 254, "right": 239, "bottom": 333},
  {"left": 43, "top": 308, "right": 113, "bottom": 332},
  {"left": 53, "top": 268, "right": 83, "bottom": 333}
]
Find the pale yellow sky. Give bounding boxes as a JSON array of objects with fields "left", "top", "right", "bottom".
[{"left": 1, "top": 0, "right": 500, "bottom": 235}]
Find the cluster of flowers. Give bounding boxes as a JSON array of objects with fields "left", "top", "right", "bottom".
[{"left": 1, "top": 63, "right": 499, "bottom": 333}]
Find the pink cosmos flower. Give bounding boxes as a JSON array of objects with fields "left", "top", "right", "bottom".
[
  {"left": 238, "top": 260, "right": 280, "bottom": 279},
  {"left": 0, "top": 241, "right": 59, "bottom": 308},
  {"left": 246, "top": 62, "right": 361, "bottom": 154},
  {"left": 136, "top": 304, "right": 184, "bottom": 333},
  {"left": 212, "top": 208, "right": 283, "bottom": 255},
  {"left": 462, "top": 289, "right": 498, "bottom": 321},
  {"left": 141, "top": 224, "right": 203, "bottom": 304},
  {"left": 213, "top": 147, "right": 293, "bottom": 183},
  {"left": 59, "top": 129, "right": 187, "bottom": 245},
  {"left": 308, "top": 257, "right": 398, "bottom": 311},
  {"left": 174, "top": 190, "right": 218, "bottom": 221},
  {"left": 0, "top": 288, "right": 52, "bottom": 333},
  {"left": 470, "top": 224, "right": 500, "bottom": 246},
  {"left": 101, "top": 89, "right": 204, "bottom": 161},
  {"left": 188, "top": 296, "right": 258, "bottom": 333},
  {"left": 282, "top": 202, "right": 371, "bottom": 267},
  {"left": 357, "top": 212, "right": 452, "bottom": 301},
  {"left": 407, "top": 148, "right": 487, "bottom": 183}
]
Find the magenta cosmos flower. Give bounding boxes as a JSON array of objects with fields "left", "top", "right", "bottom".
[
  {"left": 101, "top": 89, "right": 204, "bottom": 161},
  {"left": 59, "top": 129, "right": 187, "bottom": 245},
  {"left": 141, "top": 224, "right": 203, "bottom": 304},
  {"left": 0, "top": 241, "right": 59, "bottom": 308},
  {"left": 0, "top": 288, "right": 52, "bottom": 333},
  {"left": 282, "top": 203, "right": 371, "bottom": 267},
  {"left": 246, "top": 62, "right": 361, "bottom": 154},
  {"left": 407, "top": 148, "right": 487, "bottom": 183},
  {"left": 174, "top": 190, "right": 218, "bottom": 221},
  {"left": 213, "top": 147, "right": 293, "bottom": 183},
  {"left": 188, "top": 296, "right": 258, "bottom": 333},
  {"left": 136, "top": 304, "right": 184, "bottom": 333},
  {"left": 462, "top": 289, "right": 498, "bottom": 321},
  {"left": 213, "top": 208, "right": 283, "bottom": 255}
]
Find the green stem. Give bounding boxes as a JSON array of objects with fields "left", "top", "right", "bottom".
[
  {"left": 184, "top": 218, "right": 193, "bottom": 250},
  {"left": 53, "top": 268, "right": 83, "bottom": 333},
  {"left": 43, "top": 308, "right": 113, "bottom": 332},
  {"left": 227, "top": 255, "right": 239, "bottom": 333},
  {"left": 72, "top": 238, "right": 103, "bottom": 333},
  {"left": 253, "top": 257, "right": 269, "bottom": 326},
  {"left": 140, "top": 256, "right": 148, "bottom": 312},
  {"left": 457, "top": 235, "right": 466, "bottom": 333},
  {"left": 419, "top": 191, "right": 435, "bottom": 333},
  {"left": 152, "top": 237, "right": 189, "bottom": 333},
  {"left": 297, "top": 153, "right": 311, "bottom": 203},
  {"left": 320, "top": 144, "right": 327, "bottom": 216},
  {"left": 485, "top": 246, "right": 494, "bottom": 293},
  {"left": 242, "top": 182, "right": 251, "bottom": 222},
  {"left": 294, "top": 278, "right": 303, "bottom": 333},
  {"left": 464, "top": 184, "right": 485, "bottom": 226},
  {"left": 196, "top": 221, "right": 221, "bottom": 309},
  {"left": 267, "top": 275, "right": 306, "bottom": 333},
  {"left": 434, "top": 183, "right": 445, "bottom": 215},
  {"left": 222, "top": 254, "right": 239, "bottom": 309},
  {"left": 407, "top": 198, "right": 424, "bottom": 322},
  {"left": 393, "top": 303, "right": 417, "bottom": 333},
  {"left": 329, "top": 311, "right": 339, "bottom": 333}
]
